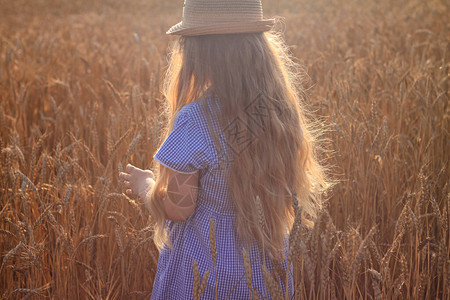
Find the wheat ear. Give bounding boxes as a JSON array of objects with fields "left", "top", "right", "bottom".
[
  {"left": 199, "top": 269, "right": 210, "bottom": 299},
  {"left": 262, "top": 264, "right": 284, "bottom": 299}
]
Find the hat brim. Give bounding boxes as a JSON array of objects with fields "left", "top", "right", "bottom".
[{"left": 166, "top": 19, "right": 276, "bottom": 36}]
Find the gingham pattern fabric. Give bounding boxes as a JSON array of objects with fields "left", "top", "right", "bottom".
[{"left": 151, "top": 95, "right": 293, "bottom": 299}]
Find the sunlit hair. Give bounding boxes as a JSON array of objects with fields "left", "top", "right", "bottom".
[{"left": 148, "top": 27, "right": 332, "bottom": 261}]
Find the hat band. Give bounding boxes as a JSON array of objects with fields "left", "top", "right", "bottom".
[
  {"left": 167, "top": 19, "right": 275, "bottom": 36},
  {"left": 183, "top": 12, "right": 263, "bottom": 27}
]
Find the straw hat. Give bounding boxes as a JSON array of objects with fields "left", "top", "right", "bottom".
[{"left": 167, "top": 0, "right": 275, "bottom": 36}]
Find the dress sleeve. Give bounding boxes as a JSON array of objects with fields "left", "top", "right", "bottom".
[{"left": 153, "top": 107, "right": 211, "bottom": 174}]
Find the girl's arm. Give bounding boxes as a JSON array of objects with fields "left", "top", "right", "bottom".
[
  {"left": 158, "top": 168, "right": 199, "bottom": 222},
  {"left": 120, "top": 164, "right": 199, "bottom": 221}
]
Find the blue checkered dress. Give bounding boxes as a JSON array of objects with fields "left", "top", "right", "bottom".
[{"left": 151, "top": 95, "right": 294, "bottom": 299}]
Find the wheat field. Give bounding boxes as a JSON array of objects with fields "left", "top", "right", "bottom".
[{"left": 0, "top": 0, "right": 448, "bottom": 299}]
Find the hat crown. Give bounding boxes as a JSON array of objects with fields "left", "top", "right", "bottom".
[
  {"left": 167, "top": 0, "right": 274, "bottom": 36},
  {"left": 182, "top": 0, "right": 264, "bottom": 27}
]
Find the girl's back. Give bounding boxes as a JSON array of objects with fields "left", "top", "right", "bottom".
[{"left": 151, "top": 97, "right": 293, "bottom": 299}]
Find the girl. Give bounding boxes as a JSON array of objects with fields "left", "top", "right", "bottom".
[{"left": 120, "top": 0, "right": 330, "bottom": 298}]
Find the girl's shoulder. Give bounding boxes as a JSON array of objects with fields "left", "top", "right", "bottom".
[
  {"left": 179, "top": 95, "right": 219, "bottom": 124},
  {"left": 182, "top": 94, "right": 216, "bottom": 111},
  {"left": 176, "top": 101, "right": 202, "bottom": 127},
  {"left": 172, "top": 99, "right": 204, "bottom": 129}
]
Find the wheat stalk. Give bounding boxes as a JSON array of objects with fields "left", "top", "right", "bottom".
[
  {"left": 242, "top": 247, "right": 253, "bottom": 298},
  {"left": 192, "top": 259, "right": 200, "bottom": 300},
  {"left": 209, "top": 217, "right": 218, "bottom": 299}
]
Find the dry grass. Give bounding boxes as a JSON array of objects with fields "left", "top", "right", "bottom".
[{"left": 0, "top": 0, "right": 448, "bottom": 299}]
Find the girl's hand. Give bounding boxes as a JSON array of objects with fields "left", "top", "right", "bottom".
[{"left": 119, "top": 164, "right": 155, "bottom": 200}]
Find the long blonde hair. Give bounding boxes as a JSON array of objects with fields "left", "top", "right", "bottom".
[{"left": 148, "top": 28, "right": 331, "bottom": 261}]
